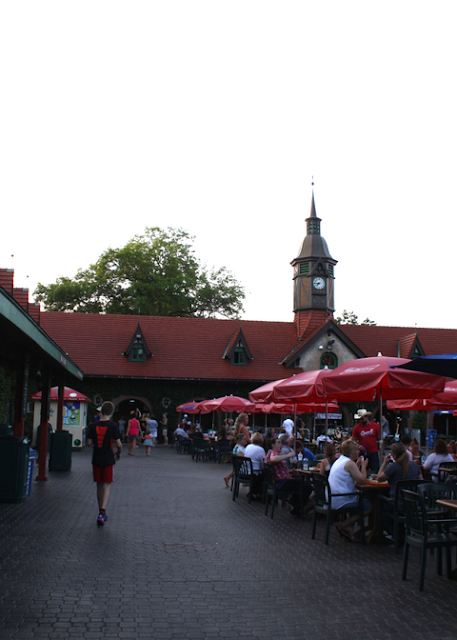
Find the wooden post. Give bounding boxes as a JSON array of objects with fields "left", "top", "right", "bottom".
[
  {"left": 56, "top": 379, "right": 65, "bottom": 431},
  {"left": 13, "top": 357, "right": 29, "bottom": 438},
  {"left": 36, "top": 368, "right": 50, "bottom": 482}
]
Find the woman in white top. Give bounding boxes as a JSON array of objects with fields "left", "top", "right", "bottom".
[
  {"left": 423, "top": 439, "right": 454, "bottom": 482},
  {"left": 328, "top": 439, "right": 371, "bottom": 542}
]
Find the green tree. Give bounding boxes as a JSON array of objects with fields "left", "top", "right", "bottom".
[
  {"left": 335, "top": 310, "right": 376, "bottom": 325},
  {"left": 34, "top": 227, "right": 245, "bottom": 318}
]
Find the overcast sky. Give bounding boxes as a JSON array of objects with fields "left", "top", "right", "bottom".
[{"left": 2, "top": 1, "right": 456, "bottom": 329}]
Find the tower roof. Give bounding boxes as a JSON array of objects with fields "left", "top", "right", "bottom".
[{"left": 292, "top": 191, "right": 336, "bottom": 264}]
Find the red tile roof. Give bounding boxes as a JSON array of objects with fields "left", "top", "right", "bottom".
[
  {"left": 40, "top": 312, "right": 457, "bottom": 383},
  {"left": 339, "top": 324, "right": 457, "bottom": 358},
  {"left": 40, "top": 312, "right": 299, "bottom": 381}
]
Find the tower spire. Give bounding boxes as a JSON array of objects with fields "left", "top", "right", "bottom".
[{"left": 291, "top": 186, "right": 338, "bottom": 337}]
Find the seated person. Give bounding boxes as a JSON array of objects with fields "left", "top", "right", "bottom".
[
  {"left": 319, "top": 442, "right": 340, "bottom": 476},
  {"left": 316, "top": 429, "right": 332, "bottom": 453},
  {"left": 265, "top": 438, "right": 312, "bottom": 515},
  {"left": 448, "top": 440, "right": 457, "bottom": 462},
  {"left": 408, "top": 438, "right": 425, "bottom": 464},
  {"left": 328, "top": 439, "right": 371, "bottom": 542},
  {"left": 279, "top": 434, "right": 295, "bottom": 469},
  {"left": 223, "top": 433, "right": 247, "bottom": 488},
  {"left": 423, "top": 439, "right": 454, "bottom": 482},
  {"left": 244, "top": 432, "right": 266, "bottom": 499},
  {"left": 295, "top": 440, "right": 316, "bottom": 462},
  {"left": 174, "top": 425, "right": 191, "bottom": 440},
  {"left": 377, "top": 442, "right": 423, "bottom": 499},
  {"left": 377, "top": 442, "right": 422, "bottom": 538}
]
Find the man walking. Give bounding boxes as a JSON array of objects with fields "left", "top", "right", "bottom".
[{"left": 87, "top": 401, "right": 122, "bottom": 526}]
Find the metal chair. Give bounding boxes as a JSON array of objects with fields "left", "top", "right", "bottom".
[
  {"left": 263, "top": 464, "right": 303, "bottom": 519},
  {"left": 311, "top": 474, "right": 365, "bottom": 546},
  {"left": 377, "top": 479, "right": 425, "bottom": 553},
  {"left": 438, "top": 462, "right": 457, "bottom": 483},
  {"left": 232, "top": 457, "right": 254, "bottom": 502},
  {"left": 401, "top": 489, "right": 457, "bottom": 591}
]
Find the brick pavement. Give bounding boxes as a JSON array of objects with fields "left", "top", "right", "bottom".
[{"left": 0, "top": 444, "right": 456, "bottom": 640}]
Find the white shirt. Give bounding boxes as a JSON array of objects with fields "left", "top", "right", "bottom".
[
  {"left": 244, "top": 444, "right": 265, "bottom": 472},
  {"left": 282, "top": 419, "right": 294, "bottom": 436}
]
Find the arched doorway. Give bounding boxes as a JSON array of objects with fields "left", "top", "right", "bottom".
[{"left": 112, "top": 395, "right": 153, "bottom": 421}]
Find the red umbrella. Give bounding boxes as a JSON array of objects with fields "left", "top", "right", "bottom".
[
  {"left": 322, "top": 356, "right": 446, "bottom": 402},
  {"left": 198, "top": 396, "right": 253, "bottom": 414},
  {"left": 31, "top": 386, "right": 89, "bottom": 402},
  {"left": 387, "top": 380, "right": 457, "bottom": 412},
  {"left": 272, "top": 369, "right": 334, "bottom": 403},
  {"left": 249, "top": 379, "right": 288, "bottom": 403},
  {"left": 176, "top": 402, "right": 202, "bottom": 414},
  {"left": 250, "top": 401, "right": 339, "bottom": 414}
]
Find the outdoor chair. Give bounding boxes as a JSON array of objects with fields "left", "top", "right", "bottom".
[
  {"left": 377, "top": 479, "right": 425, "bottom": 553},
  {"left": 176, "top": 436, "right": 191, "bottom": 455},
  {"left": 232, "top": 456, "right": 254, "bottom": 503},
  {"left": 307, "top": 459, "right": 319, "bottom": 468},
  {"left": 263, "top": 464, "right": 303, "bottom": 519},
  {"left": 401, "top": 489, "right": 457, "bottom": 591},
  {"left": 311, "top": 474, "right": 365, "bottom": 546},
  {"left": 192, "top": 438, "right": 211, "bottom": 462},
  {"left": 417, "top": 482, "right": 457, "bottom": 519},
  {"left": 438, "top": 462, "right": 457, "bottom": 483},
  {"left": 216, "top": 439, "right": 233, "bottom": 464}
]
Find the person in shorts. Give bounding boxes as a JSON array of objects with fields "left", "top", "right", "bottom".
[{"left": 87, "top": 401, "right": 122, "bottom": 526}]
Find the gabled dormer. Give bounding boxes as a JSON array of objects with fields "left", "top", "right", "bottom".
[
  {"left": 398, "top": 334, "right": 425, "bottom": 359},
  {"left": 124, "top": 323, "right": 152, "bottom": 363},
  {"left": 223, "top": 327, "right": 253, "bottom": 366}
]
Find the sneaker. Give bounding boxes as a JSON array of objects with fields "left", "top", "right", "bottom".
[{"left": 97, "top": 513, "right": 107, "bottom": 526}]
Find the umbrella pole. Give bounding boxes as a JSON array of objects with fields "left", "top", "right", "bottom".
[
  {"left": 425, "top": 411, "right": 429, "bottom": 457},
  {"left": 379, "top": 390, "right": 383, "bottom": 464},
  {"left": 325, "top": 397, "right": 328, "bottom": 433},
  {"left": 294, "top": 404, "right": 297, "bottom": 453}
]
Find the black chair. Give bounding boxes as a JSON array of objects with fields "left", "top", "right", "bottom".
[
  {"left": 377, "top": 479, "right": 425, "bottom": 553},
  {"left": 263, "top": 464, "right": 303, "bottom": 519},
  {"left": 401, "top": 489, "right": 457, "bottom": 591},
  {"left": 176, "top": 436, "right": 191, "bottom": 454},
  {"left": 232, "top": 457, "right": 254, "bottom": 502},
  {"left": 192, "top": 438, "right": 211, "bottom": 462},
  {"left": 311, "top": 474, "right": 365, "bottom": 546},
  {"left": 417, "top": 482, "right": 457, "bottom": 519},
  {"left": 438, "top": 462, "right": 457, "bottom": 482},
  {"left": 216, "top": 439, "right": 233, "bottom": 464}
]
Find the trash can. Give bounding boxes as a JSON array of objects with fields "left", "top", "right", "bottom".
[
  {"left": 427, "top": 429, "right": 437, "bottom": 447},
  {"left": 49, "top": 430, "right": 72, "bottom": 471},
  {"left": 27, "top": 449, "right": 37, "bottom": 496},
  {"left": 0, "top": 436, "right": 30, "bottom": 503}
]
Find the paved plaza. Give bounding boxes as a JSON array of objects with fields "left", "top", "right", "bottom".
[{"left": 1, "top": 444, "right": 456, "bottom": 640}]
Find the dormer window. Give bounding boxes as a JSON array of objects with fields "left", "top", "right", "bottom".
[
  {"left": 125, "top": 323, "right": 152, "bottom": 363},
  {"left": 224, "top": 328, "right": 253, "bottom": 366},
  {"left": 233, "top": 347, "right": 246, "bottom": 366},
  {"left": 131, "top": 343, "right": 144, "bottom": 362}
]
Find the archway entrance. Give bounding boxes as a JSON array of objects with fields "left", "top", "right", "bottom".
[{"left": 113, "top": 396, "right": 153, "bottom": 422}]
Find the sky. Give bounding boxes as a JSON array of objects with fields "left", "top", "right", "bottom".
[{"left": 2, "top": 1, "right": 457, "bottom": 329}]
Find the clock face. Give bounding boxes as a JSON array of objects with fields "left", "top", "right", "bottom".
[{"left": 313, "top": 276, "right": 326, "bottom": 290}]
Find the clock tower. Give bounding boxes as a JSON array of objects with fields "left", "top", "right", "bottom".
[{"left": 291, "top": 190, "right": 337, "bottom": 337}]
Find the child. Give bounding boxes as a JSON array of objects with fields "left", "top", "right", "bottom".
[{"left": 143, "top": 428, "right": 153, "bottom": 456}]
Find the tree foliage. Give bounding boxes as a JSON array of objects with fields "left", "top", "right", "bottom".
[
  {"left": 335, "top": 310, "right": 376, "bottom": 326},
  {"left": 34, "top": 227, "right": 245, "bottom": 319}
]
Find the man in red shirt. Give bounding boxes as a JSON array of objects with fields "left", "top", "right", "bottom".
[{"left": 352, "top": 409, "right": 380, "bottom": 473}]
